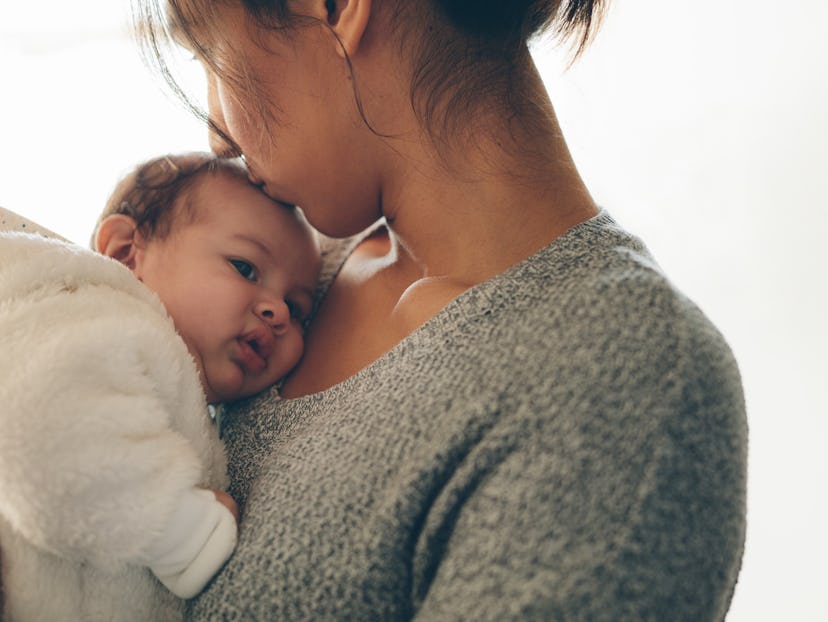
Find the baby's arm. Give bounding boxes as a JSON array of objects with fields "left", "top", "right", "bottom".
[
  {"left": 140, "top": 489, "right": 238, "bottom": 598},
  {"left": 0, "top": 274, "right": 236, "bottom": 597},
  {"left": 212, "top": 490, "right": 240, "bottom": 522},
  {"left": 0, "top": 376, "right": 237, "bottom": 597}
]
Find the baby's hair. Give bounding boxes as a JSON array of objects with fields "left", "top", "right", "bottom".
[{"left": 93, "top": 152, "right": 249, "bottom": 248}]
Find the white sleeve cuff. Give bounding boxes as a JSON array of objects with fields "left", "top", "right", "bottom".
[{"left": 142, "top": 488, "right": 238, "bottom": 599}]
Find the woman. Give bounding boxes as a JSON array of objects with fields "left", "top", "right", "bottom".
[{"left": 134, "top": 0, "right": 747, "bottom": 619}]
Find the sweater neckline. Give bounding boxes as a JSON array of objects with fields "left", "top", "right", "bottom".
[{"left": 278, "top": 209, "right": 614, "bottom": 407}]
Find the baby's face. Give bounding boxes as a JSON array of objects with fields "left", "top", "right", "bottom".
[{"left": 134, "top": 172, "right": 321, "bottom": 403}]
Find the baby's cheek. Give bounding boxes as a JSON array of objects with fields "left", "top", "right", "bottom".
[
  {"left": 282, "top": 332, "right": 305, "bottom": 376},
  {"left": 293, "top": 332, "right": 307, "bottom": 367}
]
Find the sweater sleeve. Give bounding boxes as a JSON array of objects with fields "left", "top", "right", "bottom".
[
  {"left": 0, "top": 207, "right": 65, "bottom": 239},
  {"left": 412, "top": 314, "right": 747, "bottom": 621},
  {"left": 414, "top": 405, "right": 746, "bottom": 620}
]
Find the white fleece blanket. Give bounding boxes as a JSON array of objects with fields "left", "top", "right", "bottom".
[{"left": 0, "top": 230, "right": 235, "bottom": 621}]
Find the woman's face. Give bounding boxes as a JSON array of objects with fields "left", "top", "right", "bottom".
[{"left": 190, "top": 1, "right": 384, "bottom": 237}]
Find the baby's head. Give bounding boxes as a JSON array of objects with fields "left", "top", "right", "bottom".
[{"left": 94, "top": 152, "right": 321, "bottom": 404}]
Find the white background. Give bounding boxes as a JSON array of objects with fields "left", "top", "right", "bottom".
[{"left": 1, "top": 2, "right": 826, "bottom": 619}]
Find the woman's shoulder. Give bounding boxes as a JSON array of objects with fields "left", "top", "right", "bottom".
[
  {"left": 449, "top": 210, "right": 744, "bottom": 423},
  {"left": 481, "top": 211, "right": 721, "bottom": 346}
]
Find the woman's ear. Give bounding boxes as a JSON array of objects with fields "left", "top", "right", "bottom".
[
  {"left": 322, "top": 0, "right": 372, "bottom": 58},
  {"left": 95, "top": 214, "right": 143, "bottom": 271}
]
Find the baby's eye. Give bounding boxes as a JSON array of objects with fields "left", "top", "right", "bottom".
[{"left": 229, "top": 259, "right": 257, "bottom": 281}]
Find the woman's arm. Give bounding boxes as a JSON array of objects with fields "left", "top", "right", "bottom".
[
  {"left": 412, "top": 308, "right": 747, "bottom": 621},
  {"left": 414, "top": 405, "right": 745, "bottom": 620},
  {"left": 0, "top": 207, "right": 65, "bottom": 239}
]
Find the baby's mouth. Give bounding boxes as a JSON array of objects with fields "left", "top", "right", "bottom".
[
  {"left": 237, "top": 327, "right": 275, "bottom": 374},
  {"left": 237, "top": 338, "right": 268, "bottom": 373}
]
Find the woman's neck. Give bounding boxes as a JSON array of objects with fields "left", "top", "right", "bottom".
[{"left": 375, "top": 62, "right": 597, "bottom": 286}]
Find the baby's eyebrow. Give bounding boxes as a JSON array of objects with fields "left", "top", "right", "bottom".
[{"left": 231, "top": 234, "right": 272, "bottom": 258}]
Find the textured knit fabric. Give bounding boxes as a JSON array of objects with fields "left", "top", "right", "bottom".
[{"left": 190, "top": 211, "right": 747, "bottom": 621}]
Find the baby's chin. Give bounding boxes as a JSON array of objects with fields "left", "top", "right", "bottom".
[
  {"left": 201, "top": 368, "right": 246, "bottom": 405},
  {"left": 205, "top": 373, "right": 284, "bottom": 405}
]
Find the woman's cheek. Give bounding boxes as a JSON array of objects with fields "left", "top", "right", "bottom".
[{"left": 216, "top": 80, "right": 258, "bottom": 150}]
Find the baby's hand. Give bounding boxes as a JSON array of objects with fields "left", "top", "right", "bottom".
[{"left": 210, "top": 489, "right": 239, "bottom": 523}]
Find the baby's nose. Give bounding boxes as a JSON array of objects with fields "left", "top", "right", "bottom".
[{"left": 254, "top": 300, "right": 289, "bottom": 333}]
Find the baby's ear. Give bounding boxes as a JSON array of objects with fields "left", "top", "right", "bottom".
[{"left": 95, "top": 214, "right": 142, "bottom": 270}]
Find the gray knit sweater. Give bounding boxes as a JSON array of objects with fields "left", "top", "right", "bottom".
[{"left": 190, "top": 211, "right": 747, "bottom": 621}]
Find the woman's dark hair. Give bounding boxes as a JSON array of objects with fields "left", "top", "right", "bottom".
[
  {"left": 132, "top": 0, "right": 606, "bottom": 148},
  {"left": 93, "top": 152, "right": 247, "bottom": 247},
  {"left": 397, "top": 0, "right": 606, "bottom": 144},
  {"left": 434, "top": 0, "right": 603, "bottom": 48}
]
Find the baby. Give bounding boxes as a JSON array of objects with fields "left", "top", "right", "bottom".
[{"left": 0, "top": 153, "right": 321, "bottom": 621}]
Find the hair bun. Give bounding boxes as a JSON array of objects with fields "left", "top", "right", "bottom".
[{"left": 436, "top": 0, "right": 555, "bottom": 41}]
